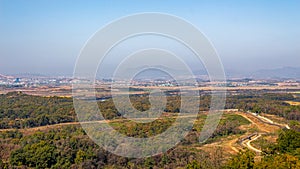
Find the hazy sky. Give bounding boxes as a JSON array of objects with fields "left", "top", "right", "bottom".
[{"left": 0, "top": 0, "right": 299, "bottom": 76}]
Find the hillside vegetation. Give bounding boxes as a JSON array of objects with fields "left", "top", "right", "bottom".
[{"left": 0, "top": 91, "right": 300, "bottom": 168}]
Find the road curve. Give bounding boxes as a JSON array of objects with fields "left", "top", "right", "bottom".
[
  {"left": 243, "top": 134, "right": 262, "bottom": 153},
  {"left": 237, "top": 111, "right": 290, "bottom": 154}
]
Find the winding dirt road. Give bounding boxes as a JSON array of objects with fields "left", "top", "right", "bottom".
[
  {"left": 237, "top": 111, "right": 289, "bottom": 154},
  {"left": 242, "top": 133, "right": 262, "bottom": 153},
  {"left": 199, "top": 111, "right": 289, "bottom": 155},
  {"left": 0, "top": 111, "right": 289, "bottom": 155}
]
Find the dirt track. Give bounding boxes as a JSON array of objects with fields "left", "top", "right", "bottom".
[
  {"left": 236, "top": 112, "right": 289, "bottom": 154},
  {"left": 0, "top": 111, "right": 288, "bottom": 154},
  {"left": 244, "top": 134, "right": 262, "bottom": 153},
  {"left": 237, "top": 112, "right": 281, "bottom": 133},
  {"left": 0, "top": 114, "right": 198, "bottom": 135},
  {"left": 199, "top": 111, "right": 288, "bottom": 155}
]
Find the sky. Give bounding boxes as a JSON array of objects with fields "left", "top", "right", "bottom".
[{"left": 0, "top": 0, "right": 299, "bottom": 76}]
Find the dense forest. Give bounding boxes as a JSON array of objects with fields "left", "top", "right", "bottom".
[
  {"left": 0, "top": 92, "right": 75, "bottom": 129},
  {"left": 0, "top": 91, "right": 300, "bottom": 168}
]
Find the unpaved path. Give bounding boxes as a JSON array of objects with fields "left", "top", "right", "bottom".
[
  {"left": 200, "top": 111, "right": 288, "bottom": 155},
  {"left": 236, "top": 112, "right": 289, "bottom": 153},
  {"left": 0, "top": 111, "right": 289, "bottom": 154},
  {"left": 0, "top": 114, "right": 198, "bottom": 134},
  {"left": 236, "top": 112, "right": 280, "bottom": 133},
  {"left": 242, "top": 133, "right": 262, "bottom": 153}
]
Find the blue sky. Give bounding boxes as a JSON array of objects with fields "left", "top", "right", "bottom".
[{"left": 0, "top": 0, "right": 299, "bottom": 75}]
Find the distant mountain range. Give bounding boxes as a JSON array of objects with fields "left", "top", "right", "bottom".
[
  {"left": 113, "top": 66, "right": 300, "bottom": 80},
  {"left": 9, "top": 73, "right": 49, "bottom": 78},
  {"left": 1, "top": 67, "right": 299, "bottom": 80},
  {"left": 190, "top": 66, "right": 300, "bottom": 80},
  {"left": 249, "top": 67, "right": 300, "bottom": 79},
  {"left": 0, "top": 74, "right": 14, "bottom": 79}
]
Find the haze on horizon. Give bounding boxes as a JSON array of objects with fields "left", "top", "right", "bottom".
[{"left": 0, "top": 0, "right": 299, "bottom": 76}]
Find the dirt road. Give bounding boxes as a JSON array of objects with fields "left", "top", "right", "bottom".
[
  {"left": 236, "top": 111, "right": 289, "bottom": 154},
  {"left": 0, "top": 111, "right": 289, "bottom": 154},
  {"left": 241, "top": 133, "right": 262, "bottom": 153},
  {"left": 199, "top": 111, "right": 288, "bottom": 155},
  {"left": 0, "top": 114, "right": 198, "bottom": 134}
]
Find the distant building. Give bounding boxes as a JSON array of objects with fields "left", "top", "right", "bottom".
[{"left": 14, "top": 78, "right": 20, "bottom": 83}]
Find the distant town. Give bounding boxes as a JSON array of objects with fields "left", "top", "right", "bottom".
[{"left": 1, "top": 73, "right": 299, "bottom": 97}]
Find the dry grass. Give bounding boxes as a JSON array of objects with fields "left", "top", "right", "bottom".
[
  {"left": 236, "top": 112, "right": 281, "bottom": 133},
  {"left": 285, "top": 101, "right": 300, "bottom": 106}
]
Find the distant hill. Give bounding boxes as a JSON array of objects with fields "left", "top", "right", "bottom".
[
  {"left": 0, "top": 73, "right": 50, "bottom": 79},
  {"left": 0, "top": 74, "right": 14, "bottom": 79},
  {"left": 112, "top": 65, "right": 208, "bottom": 80},
  {"left": 2, "top": 66, "right": 299, "bottom": 80},
  {"left": 0, "top": 74, "right": 6, "bottom": 78},
  {"left": 9, "top": 73, "right": 48, "bottom": 78},
  {"left": 250, "top": 67, "right": 300, "bottom": 79}
]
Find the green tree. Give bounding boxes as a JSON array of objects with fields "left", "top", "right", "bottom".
[
  {"left": 144, "top": 157, "right": 155, "bottom": 169},
  {"left": 75, "top": 149, "right": 87, "bottom": 164},
  {"left": 256, "top": 154, "right": 300, "bottom": 169},
  {"left": 0, "top": 159, "right": 4, "bottom": 168},
  {"left": 10, "top": 141, "right": 57, "bottom": 168},
  {"left": 226, "top": 150, "right": 255, "bottom": 169},
  {"left": 186, "top": 160, "right": 202, "bottom": 169},
  {"left": 277, "top": 129, "right": 300, "bottom": 153},
  {"left": 161, "top": 154, "right": 169, "bottom": 166}
]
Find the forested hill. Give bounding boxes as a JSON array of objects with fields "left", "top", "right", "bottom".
[
  {"left": 0, "top": 91, "right": 300, "bottom": 168},
  {"left": 0, "top": 92, "right": 75, "bottom": 129}
]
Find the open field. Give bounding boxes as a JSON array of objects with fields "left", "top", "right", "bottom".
[
  {"left": 285, "top": 101, "right": 300, "bottom": 106},
  {"left": 1, "top": 84, "right": 300, "bottom": 98}
]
